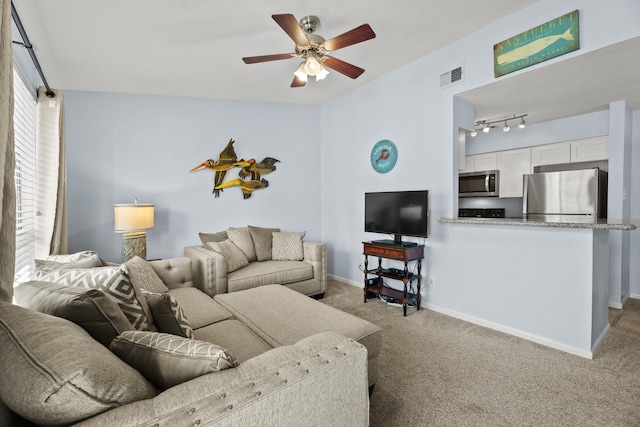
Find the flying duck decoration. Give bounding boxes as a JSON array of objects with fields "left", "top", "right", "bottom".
[{"left": 190, "top": 138, "right": 279, "bottom": 199}]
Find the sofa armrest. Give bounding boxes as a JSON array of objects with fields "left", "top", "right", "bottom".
[
  {"left": 75, "top": 332, "right": 369, "bottom": 427},
  {"left": 184, "top": 245, "right": 228, "bottom": 297},
  {"left": 303, "top": 241, "right": 327, "bottom": 295}
]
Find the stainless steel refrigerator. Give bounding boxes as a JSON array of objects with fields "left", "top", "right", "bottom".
[{"left": 523, "top": 167, "right": 608, "bottom": 221}]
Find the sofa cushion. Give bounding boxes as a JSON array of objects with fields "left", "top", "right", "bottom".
[
  {"left": 227, "top": 226, "right": 257, "bottom": 262},
  {"left": 0, "top": 302, "right": 156, "bottom": 426},
  {"left": 125, "top": 256, "right": 170, "bottom": 294},
  {"left": 37, "top": 266, "right": 151, "bottom": 330},
  {"left": 199, "top": 231, "right": 228, "bottom": 246},
  {"left": 168, "top": 287, "right": 232, "bottom": 329},
  {"left": 110, "top": 331, "right": 236, "bottom": 390},
  {"left": 248, "top": 225, "right": 280, "bottom": 261},
  {"left": 193, "top": 319, "right": 272, "bottom": 364},
  {"left": 206, "top": 240, "right": 249, "bottom": 273},
  {"left": 272, "top": 232, "right": 304, "bottom": 261},
  {"left": 144, "top": 291, "right": 194, "bottom": 338},
  {"left": 227, "top": 260, "right": 313, "bottom": 293},
  {"left": 13, "top": 280, "right": 134, "bottom": 347}
]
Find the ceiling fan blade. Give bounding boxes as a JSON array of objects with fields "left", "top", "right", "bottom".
[
  {"left": 323, "top": 24, "right": 376, "bottom": 52},
  {"left": 322, "top": 56, "right": 365, "bottom": 79},
  {"left": 272, "top": 14, "right": 309, "bottom": 46},
  {"left": 291, "top": 75, "right": 307, "bottom": 88},
  {"left": 242, "top": 53, "right": 296, "bottom": 64}
]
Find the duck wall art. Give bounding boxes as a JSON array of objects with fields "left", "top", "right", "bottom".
[{"left": 190, "top": 138, "right": 279, "bottom": 199}]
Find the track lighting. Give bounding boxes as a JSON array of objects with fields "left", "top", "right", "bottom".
[{"left": 470, "top": 113, "right": 528, "bottom": 137}]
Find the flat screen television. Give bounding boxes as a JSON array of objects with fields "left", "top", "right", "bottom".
[{"left": 364, "top": 190, "right": 429, "bottom": 246}]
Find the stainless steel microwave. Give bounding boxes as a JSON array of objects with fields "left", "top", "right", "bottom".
[{"left": 459, "top": 170, "right": 499, "bottom": 197}]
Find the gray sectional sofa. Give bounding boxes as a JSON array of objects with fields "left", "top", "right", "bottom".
[
  {"left": 0, "top": 257, "right": 380, "bottom": 426},
  {"left": 184, "top": 226, "right": 327, "bottom": 298}
]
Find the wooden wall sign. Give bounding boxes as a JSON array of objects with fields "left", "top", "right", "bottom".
[{"left": 494, "top": 10, "right": 580, "bottom": 78}]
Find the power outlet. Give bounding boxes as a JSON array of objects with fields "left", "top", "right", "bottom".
[{"left": 427, "top": 278, "right": 435, "bottom": 287}]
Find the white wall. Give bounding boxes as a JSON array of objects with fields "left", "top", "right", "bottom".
[
  {"left": 64, "top": 91, "right": 321, "bottom": 262},
  {"left": 630, "top": 110, "right": 640, "bottom": 298}
]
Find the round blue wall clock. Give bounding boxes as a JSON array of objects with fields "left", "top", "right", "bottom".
[{"left": 370, "top": 140, "right": 397, "bottom": 173}]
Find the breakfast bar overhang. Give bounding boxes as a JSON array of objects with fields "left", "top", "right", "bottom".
[{"left": 437, "top": 217, "right": 637, "bottom": 358}]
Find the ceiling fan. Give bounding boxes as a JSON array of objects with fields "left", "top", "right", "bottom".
[{"left": 242, "top": 14, "right": 376, "bottom": 87}]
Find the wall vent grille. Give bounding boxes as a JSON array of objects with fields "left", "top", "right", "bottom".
[{"left": 440, "top": 66, "right": 463, "bottom": 88}]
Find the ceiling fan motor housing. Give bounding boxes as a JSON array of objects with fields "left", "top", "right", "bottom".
[{"left": 300, "top": 15, "right": 320, "bottom": 34}]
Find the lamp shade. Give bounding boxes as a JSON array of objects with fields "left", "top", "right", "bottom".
[{"left": 114, "top": 204, "right": 154, "bottom": 232}]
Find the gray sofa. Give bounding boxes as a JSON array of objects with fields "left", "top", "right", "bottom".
[
  {"left": 184, "top": 226, "right": 327, "bottom": 298},
  {"left": 0, "top": 257, "right": 380, "bottom": 426}
]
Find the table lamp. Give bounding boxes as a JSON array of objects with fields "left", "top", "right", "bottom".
[{"left": 114, "top": 200, "right": 154, "bottom": 262}]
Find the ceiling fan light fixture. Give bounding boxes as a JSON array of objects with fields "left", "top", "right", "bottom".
[
  {"left": 303, "top": 56, "right": 322, "bottom": 76},
  {"left": 315, "top": 65, "right": 329, "bottom": 81},
  {"left": 294, "top": 63, "right": 308, "bottom": 81}
]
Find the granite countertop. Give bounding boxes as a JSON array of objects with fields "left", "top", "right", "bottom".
[{"left": 439, "top": 217, "right": 638, "bottom": 231}]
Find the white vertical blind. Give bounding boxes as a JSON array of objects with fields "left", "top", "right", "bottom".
[{"left": 13, "top": 67, "right": 37, "bottom": 284}]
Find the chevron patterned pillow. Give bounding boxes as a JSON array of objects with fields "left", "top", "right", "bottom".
[
  {"left": 143, "top": 291, "right": 194, "bottom": 339},
  {"left": 38, "top": 266, "right": 150, "bottom": 330},
  {"left": 110, "top": 331, "right": 237, "bottom": 390}
]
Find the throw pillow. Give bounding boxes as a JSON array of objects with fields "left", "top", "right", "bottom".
[
  {"left": 199, "top": 231, "right": 228, "bottom": 246},
  {"left": 144, "top": 291, "right": 194, "bottom": 339},
  {"left": 46, "top": 250, "right": 98, "bottom": 262},
  {"left": 37, "top": 266, "right": 151, "bottom": 331},
  {"left": 0, "top": 302, "right": 156, "bottom": 426},
  {"left": 206, "top": 240, "right": 249, "bottom": 273},
  {"left": 34, "top": 255, "right": 102, "bottom": 277},
  {"left": 272, "top": 232, "right": 304, "bottom": 261},
  {"left": 110, "top": 331, "right": 237, "bottom": 390},
  {"left": 227, "top": 226, "right": 257, "bottom": 262},
  {"left": 124, "top": 256, "right": 170, "bottom": 294},
  {"left": 13, "top": 280, "right": 135, "bottom": 347},
  {"left": 248, "top": 225, "right": 281, "bottom": 261}
]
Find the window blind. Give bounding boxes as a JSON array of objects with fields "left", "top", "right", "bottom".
[{"left": 13, "top": 67, "right": 37, "bottom": 284}]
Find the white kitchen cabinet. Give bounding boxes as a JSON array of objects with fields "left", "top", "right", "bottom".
[
  {"left": 498, "top": 148, "right": 531, "bottom": 198},
  {"left": 462, "top": 152, "right": 498, "bottom": 172},
  {"left": 570, "top": 136, "right": 608, "bottom": 162},
  {"left": 473, "top": 152, "right": 498, "bottom": 171},
  {"left": 531, "top": 142, "right": 571, "bottom": 167}
]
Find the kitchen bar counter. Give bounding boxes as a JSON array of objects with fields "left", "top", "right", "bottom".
[{"left": 440, "top": 217, "right": 638, "bottom": 231}]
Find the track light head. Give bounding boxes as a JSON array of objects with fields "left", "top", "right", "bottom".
[
  {"left": 483, "top": 124, "right": 490, "bottom": 133},
  {"left": 470, "top": 130, "right": 477, "bottom": 137},
  {"left": 503, "top": 121, "right": 510, "bottom": 132},
  {"left": 519, "top": 117, "right": 526, "bottom": 128}
]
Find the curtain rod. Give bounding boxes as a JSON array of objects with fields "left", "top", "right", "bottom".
[{"left": 10, "top": 1, "right": 55, "bottom": 98}]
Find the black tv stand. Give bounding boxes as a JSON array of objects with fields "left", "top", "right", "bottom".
[{"left": 371, "top": 239, "right": 418, "bottom": 247}]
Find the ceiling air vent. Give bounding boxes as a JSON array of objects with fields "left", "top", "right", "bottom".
[{"left": 440, "top": 66, "right": 463, "bottom": 88}]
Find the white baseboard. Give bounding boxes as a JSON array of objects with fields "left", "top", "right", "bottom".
[
  {"left": 630, "top": 293, "right": 640, "bottom": 300},
  {"left": 422, "top": 302, "right": 595, "bottom": 359},
  {"left": 330, "top": 274, "right": 602, "bottom": 359}
]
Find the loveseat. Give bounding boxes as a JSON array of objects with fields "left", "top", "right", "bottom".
[
  {"left": 0, "top": 256, "right": 380, "bottom": 426},
  {"left": 184, "top": 225, "right": 327, "bottom": 298}
]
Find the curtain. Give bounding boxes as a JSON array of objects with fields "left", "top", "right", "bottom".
[
  {"left": 0, "top": 0, "right": 16, "bottom": 302},
  {"left": 35, "top": 87, "right": 67, "bottom": 257}
]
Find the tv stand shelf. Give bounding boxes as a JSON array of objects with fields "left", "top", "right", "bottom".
[{"left": 362, "top": 242, "right": 424, "bottom": 316}]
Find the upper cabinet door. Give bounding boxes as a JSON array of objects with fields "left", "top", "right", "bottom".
[
  {"left": 570, "top": 136, "right": 608, "bottom": 162},
  {"left": 531, "top": 142, "right": 571, "bottom": 167},
  {"left": 474, "top": 152, "right": 498, "bottom": 171},
  {"left": 498, "top": 148, "right": 531, "bottom": 198}
]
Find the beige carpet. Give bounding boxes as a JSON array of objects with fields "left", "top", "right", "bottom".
[{"left": 321, "top": 279, "right": 640, "bottom": 426}]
